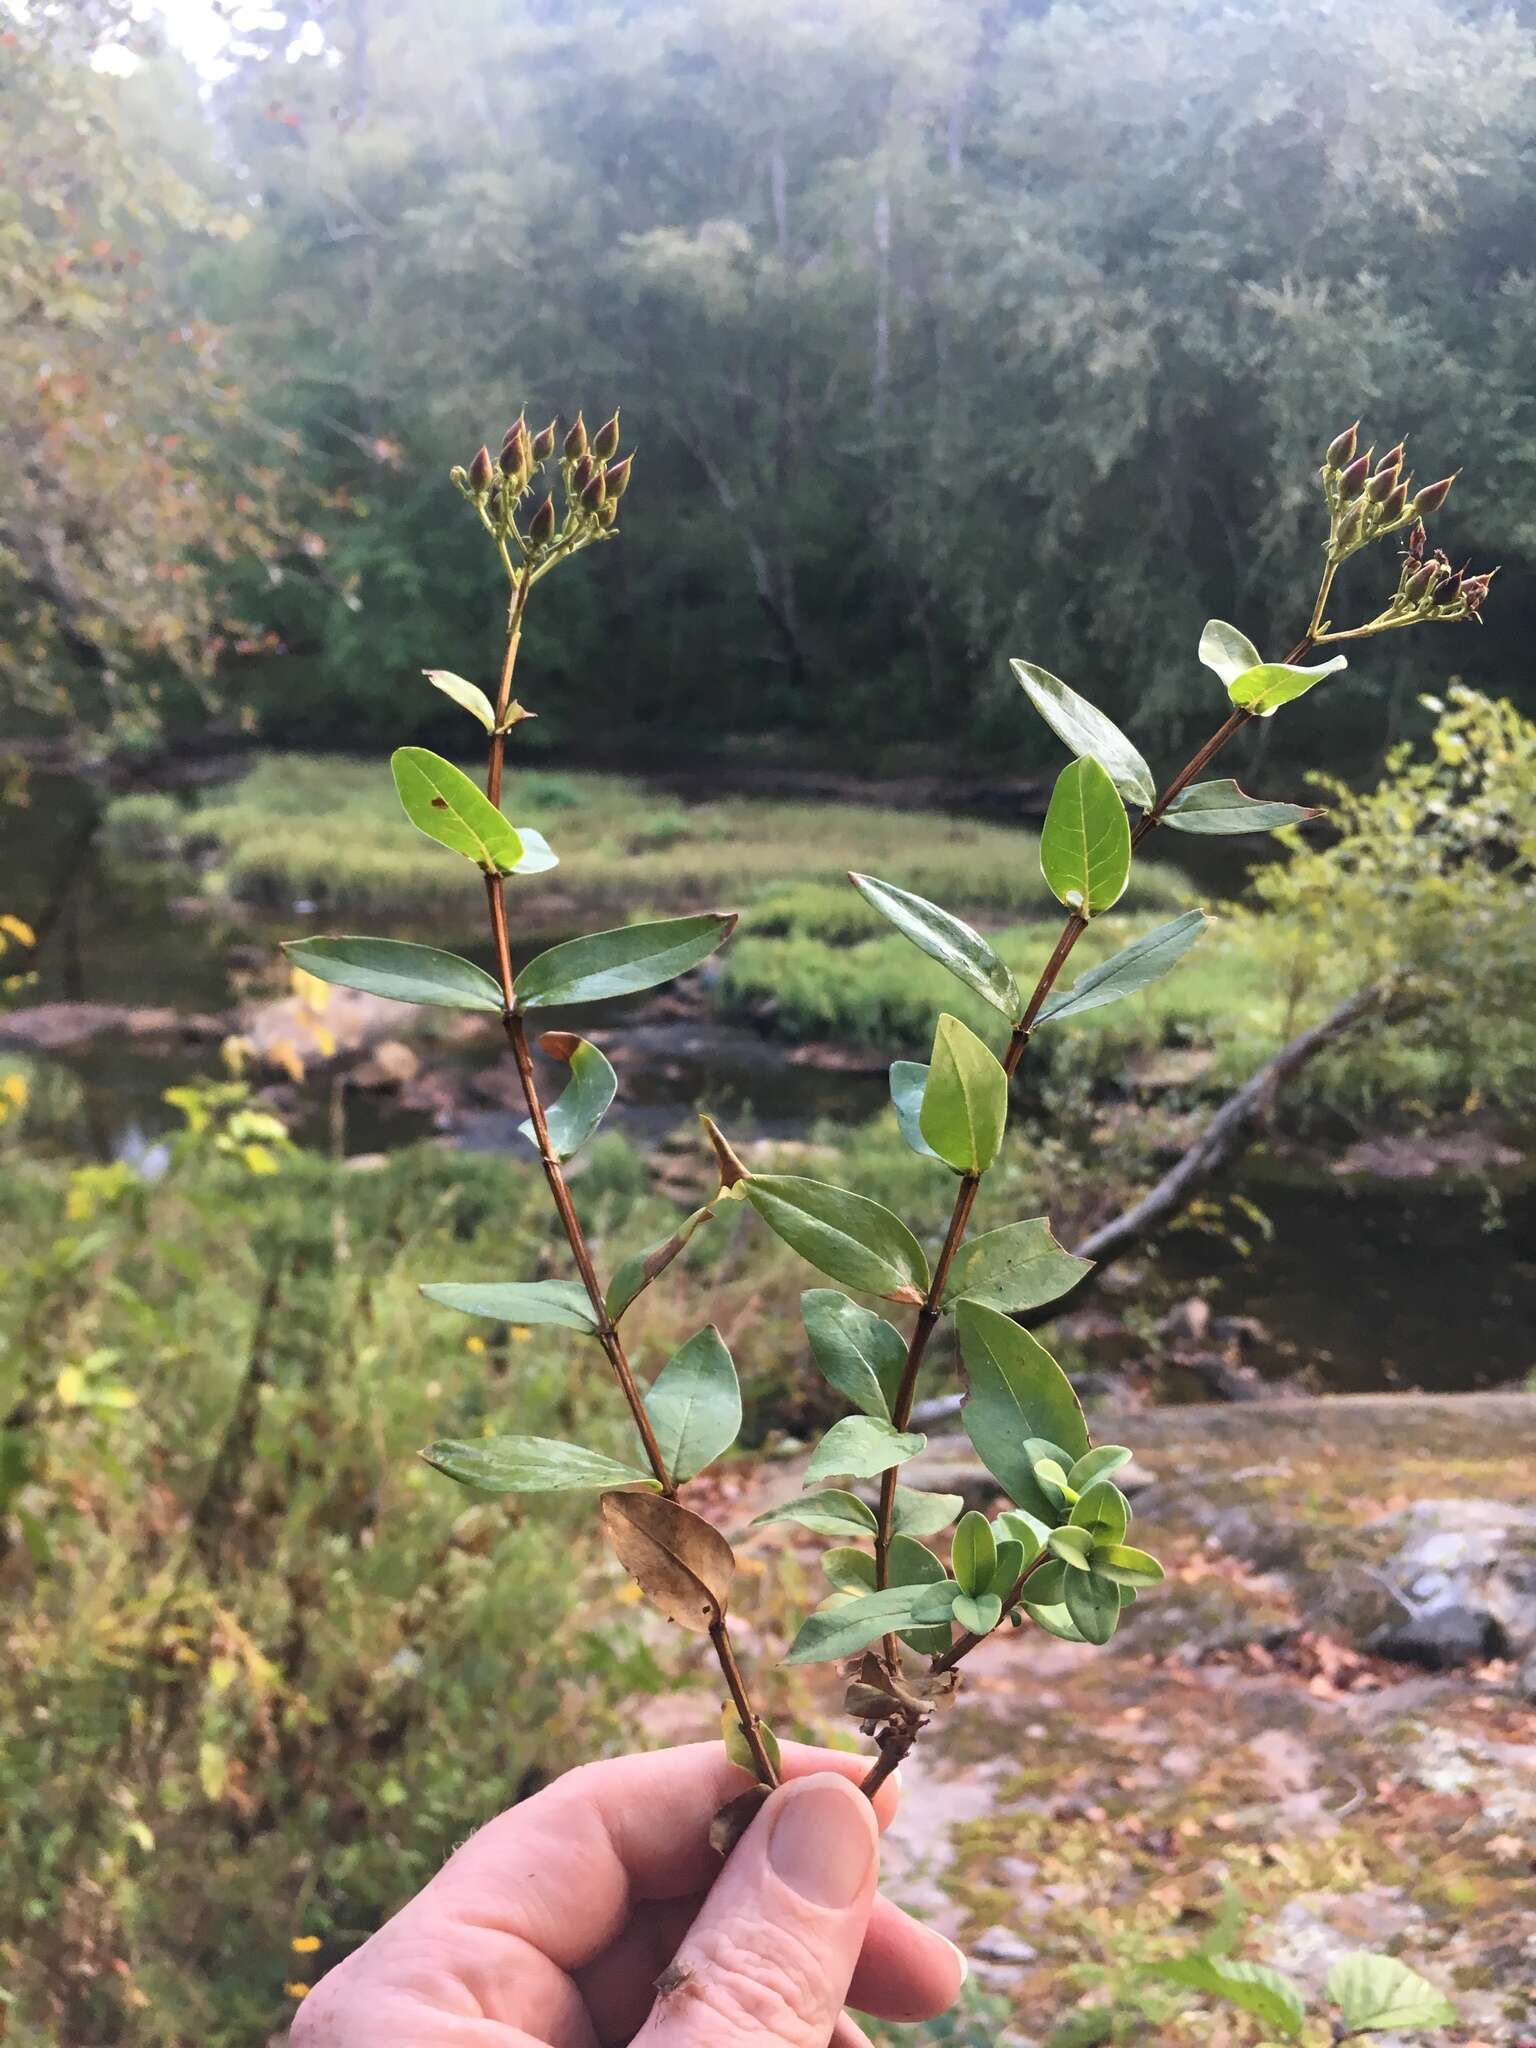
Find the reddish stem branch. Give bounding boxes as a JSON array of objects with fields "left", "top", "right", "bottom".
[{"left": 477, "top": 566, "right": 779, "bottom": 1790}]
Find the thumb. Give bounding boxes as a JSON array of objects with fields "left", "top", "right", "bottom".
[{"left": 636, "top": 1772, "right": 880, "bottom": 2047}]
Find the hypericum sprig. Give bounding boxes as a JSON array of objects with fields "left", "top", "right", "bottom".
[{"left": 450, "top": 406, "right": 633, "bottom": 587}]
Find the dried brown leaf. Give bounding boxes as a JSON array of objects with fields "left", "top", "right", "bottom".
[
  {"left": 708, "top": 1784, "right": 769, "bottom": 1859},
  {"left": 601, "top": 1490, "right": 735, "bottom": 1633}
]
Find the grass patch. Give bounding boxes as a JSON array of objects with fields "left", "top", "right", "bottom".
[{"left": 129, "top": 753, "right": 1190, "bottom": 928}]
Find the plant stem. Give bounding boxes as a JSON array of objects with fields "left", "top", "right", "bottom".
[{"left": 478, "top": 564, "right": 779, "bottom": 1790}]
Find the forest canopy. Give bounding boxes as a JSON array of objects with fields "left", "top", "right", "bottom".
[{"left": 6, "top": 0, "right": 1535, "bottom": 771}]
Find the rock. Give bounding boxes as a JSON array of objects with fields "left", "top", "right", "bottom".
[
  {"left": 1332, "top": 1129, "right": 1523, "bottom": 1180},
  {"left": 0, "top": 1001, "right": 225, "bottom": 1049},
  {"left": 351, "top": 1039, "right": 420, "bottom": 1090},
  {"left": 1363, "top": 1499, "right": 1536, "bottom": 1669},
  {"left": 972, "top": 1925, "right": 1038, "bottom": 1965}
]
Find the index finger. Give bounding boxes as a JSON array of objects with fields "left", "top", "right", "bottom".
[{"left": 421, "top": 1741, "right": 900, "bottom": 1973}]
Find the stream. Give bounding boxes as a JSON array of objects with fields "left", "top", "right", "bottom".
[{"left": 5, "top": 769, "right": 1532, "bottom": 1398}]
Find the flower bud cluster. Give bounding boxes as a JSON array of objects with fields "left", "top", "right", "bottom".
[
  {"left": 1390, "top": 524, "right": 1496, "bottom": 625},
  {"left": 1320, "top": 421, "right": 1455, "bottom": 564},
  {"left": 449, "top": 406, "right": 633, "bottom": 573}
]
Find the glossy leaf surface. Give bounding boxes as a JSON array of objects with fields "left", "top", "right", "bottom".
[
  {"left": 958, "top": 1301, "right": 1090, "bottom": 1516},
  {"left": 1035, "top": 911, "right": 1209, "bottom": 1026},
  {"left": 750, "top": 1490, "right": 878, "bottom": 1538},
  {"left": 805, "top": 1415, "right": 925, "bottom": 1483},
  {"left": 419, "top": 1279, "right": 599, "bottom": 1330},
  {"left": 920, "top": 1013, "right": 1008, "bottom": 1174},
  {"left": 517, "top": 914, "right": 737, "bottom": 1009},
  {"left": 284, "top": 936, "right": 503, "bottom": 1012},
  {"left": 391, "top": 747, "right": 525, "bottom": 873},
  {"left": 942, "top": 1218, "right": 1090, "bottom": 1314},
  {"left": 889, "top": 1487, "right": 965, "bottom": 1538},
  {"left": 644, "top": 1326, "right": 742, "bottom": 1482},
  {"left": 1011, "top": 659, "right": 1156, "bottom": 808},
  {"left": 421, "top": 1434, "right": 654, "bottom": 1493},
  {"left": 1040, "top": 756, "right": 1131, "bottom": 917},
  {"left": 424, "top": 667, "right": 496, "bottom": 731},
  {"left": 785, "top": 1582, "right": 959, "bottom": 1665},
  {"left": 1163, "top": 780, "right": 1323, "bottom": 835},
  {"left": 802, "top": 1289, "right": 906, "bottom": 1419},
  {"left": 519, "top": 1034, "right": 617, "bottom": 1159},
  {"left": 745, "top": 1175, "right": 929, "bottom": 1301},
  {"left": 849, "top": 873, "right": 1021, "bottom": 1019},
  {"left": 890, "top": 1061, "right": 943, "bottom": 1161}
]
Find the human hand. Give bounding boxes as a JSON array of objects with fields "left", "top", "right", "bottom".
[{"left": 292, "top": 1739, "right": 966, "bottom": 2047}]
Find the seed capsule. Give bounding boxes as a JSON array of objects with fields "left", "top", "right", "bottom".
[
  {"left": 1412, "top": 475, "right": 1457, "bottom": 517},
  {"left": 1336, "top": 501, "right": 1365, "bottom": 549},
  {"left": 1338, "top": 453, "right": 1371, "bottom": 501},
  {"left": 530, "top": 494, "right": 556, "bottom": 544},
  {"left": 1325, "top": 422, "right": 1359, "bottom": 470},
  {"left": 604, "top": 454, "right": 633, "bottom": 500},
  {"left": 580, "top": 468, "right": 607, "bottom": 511},
  {"left": 1437, "top": 571, "right": 1463, "bottom": 607},
  {"left": 468, "top": 445, "right": 494, "bottom": 492},
  {"left": 564, "top": 413, "right": 588, "bottom": 461},
  {"left": 1406, "top": 519, "right": 1427, "bottom": 561},
  {"left": 572, "top": 453, "right": 595, "bottom": 491},
  {"left": 1366, "top": 463, "right": 1400, "bottom": 503},
  {"left": 531, "top": 420, "right": 557, "bottom": 462},
  {"left": 1381, "top": 481, "right": 1408, "bottom": 522},
  {"left": 1404, "top": 561, "right": 1439, "bottom": 602},
  {"left": 593, "top": 410, "right": 621, "bottom": 460},
  {"left": 598, "top": 498, "right": 618, "bottom": 526}
]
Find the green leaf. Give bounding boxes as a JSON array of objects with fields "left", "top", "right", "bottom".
[
  {"left": 1019, "top": 1557, "right": 1068, "bottom": 1605},
  {"left": 802, "top": 1290, "right": 905, "bottom": 1420},
  {"left": 1011, "top": 659, "right": 1157, "bottom": 809},
  {"left": 1071, "top": 1480, "right": 1130, "bottom": 1547},
  {"left": 997, "top": 1507, "right": 1051, "bottom": 1557},
  {"left": 517, "top": 913, "right": 738, "bottom": 1009},
  {"left": 1064, "top": 1569, "right": 1120, "bottom": 1645},
  {"left": 1040, "top": 757, "right": 1131, "bottom": 918},
  {"left": 391, "top": 747, "right": 526, "bottom": 874},
  {"left": 849, "top": 874, "right": 1022, "bottom": 1020},
  {"left": 1021, "top": 1598, "right": 1089, "bottom": 1643},
  {"left": 1067, "top": 1446, "right": 1133, "bottom": 1490},
  {"left": 958, "top": 1301, "right": 1090, "bottom": 1516},
  {"left": 890, "top": 1487, "right": 965, "bottom": 1538},
  {"left": 644, "top": 1326, "right": 742, "bottom": 1482},
  {"left": 1163, "top": 780, "right": 1324, "bottom": 835},
  {"left": 785, "top": 1582, "right": 959, "bottom": 1665},
  {"left": 943, "top": 1218, "right": 1091, "bottom": 1314},
  {"left": 953, "top": 1590, "right": 1003, "bottom": 1636},
  {"left": 888, "top": 1532, "right": 954, "bottom": 1652},
  {"left": 1226, "top": 655, "right": 1348, "bottom": 717},
  {"left": 890, "top": 1061, "right": 943, "bottom": 1162},
  {"left": 1153, "top": 1957, "right": 1307, "bottom": 2041},
  {"left": 519, "top": 1035, "right": 617, "bottom": 1160},
  {"left": 988, "top": 1535, "right": 1028, "bottom": 1599},
  {"left": 1035, "top": 911, "right": 1210, "bottom": 1026},
  {"left": 423, "top": 668, "right": 497, "bottom": 731},
  {"left": 1047, "top": 1524, "right": 1095, "bottom": 1569},
  {"left": 605, "top": 1206, "right": 714, "bottom": 1322},
  {"left": 284, "top": 936, "right": 504, "bottom": 1012},
  {"left": 823, "top": 1546, "right": 877, "bottom": 1594},
  {"left": 421, "top": 1434, "right": 655, "bottom": 1494},
  {"left": 744, "top": 1175, "right": 929, "bottom": 1301},
  {"left": 806, "top": 1415, "right": 926, "bottom": 1483},
  {"left": 751, "top": 1489, "right": 879, "bottom": 1538},
  {"left": 1089, "top": 1543, "right": 1164, "bottom": 1588},
  {"left": 1326, "top": 1954, "right": 1457, "bottom": 2034},
  {"left": 507, "top": 825, "right": 559, "bottom": 876},
  {"left": 1197, "top": 619, "right": 1264, "bottom": 689},
  {"left": 952, "top": 1511, "right": 997, "bottom": 1597},
  {"left": 920, "top": 1014, "right": 1008, "bottom": 1175},
  {"left": 419, "top": 1280, "right": 599, "bottom": 1330}
]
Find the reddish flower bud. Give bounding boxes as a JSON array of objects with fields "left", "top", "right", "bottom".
[
  {"left": 468, "top": 445, "right": 494, "bottom": 492},
  {"left": 592, "top": 410, "right": 621, "bottom": 460},
  {"left": 580, "top": 467, "right": 607, "bottom": 511},
  {"left": 530, "top": 494, "right": 556, "bottom": 544},
  {"left": 531, "top": 420, "right": 557, "bottom": 463},
  {"left": 604, "top": 454, "right": 633, "bottom": 500},
  {"left": 1336, "top": 500, "right": 1365, "bottom": 549},
  {"left": 598, "top": 497, "right": 619, "bottom": 527},
  {"left": 563, "top": 413, "right": 588, "bottom": 461},
  {"left": 1366, "top": 463, "right": 1399, "bottom": 503},
  {"left": 571, "top": 453, "right": 595, "bottom": 492},
  {"left": 1412, "top": 475, "right": 1457, "bottom": 518},
  {"left": 1437, "top": 571, "right": 1463, "bottom": 607},
  {"left": 1325, "top": 422, "right": 1359, "bottom": 469},
  {"left": 1406, "top": 518, "right": 1427, "bottom": 561},
  {"left": 1381, "top": 481, "right": 1408, "bottom": 522},
  {"left": 1460, "top": 572, "right": 1494, "bottom": 615},
  {"left": 1338, "top": 453, "right": 1371, "bottom": 501},
  {"left": 1404, "top": 561, "right": 1439, "bottom": 602},
  {"left": 1380, "top": 440, "right": 1406, "bottom": 470}
]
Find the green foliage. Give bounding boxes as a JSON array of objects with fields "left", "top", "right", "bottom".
[
  {"left": 1153, "top": 1943, "right": 1457, "bottom": 2041},
  {"left": 1035, "top": 911, "right": 1210, "bottom": 1025},
  {"left": 1040, "top": 758, "right": 1132, "bottom": 918},
  {"left": 743, "top": 1174, "right": 930, "bottom": 1301},
  {"left": 851, "top": 874, "right": 1022, "bottom": 1020},
  {"left": 420, "top": 1434, "right": 659, "bottom": 1493},
  {"left": 418, "top": 1280, "right": 600, "bottom": 1329},
  {"left": 643, "top": 1326, "right": 742, "bottom": 1482},
  {"left": 802, "top": 1289, "right": 907, "bottom": 1420},
  {"left": 516, "top": 914, "right": 738, "bottom": 1008},
  {"left": 284, "top": 935, "right": 504, "bottom": 1010},
  {"left": 521, "top": 1036, "right": 617, "bottom": 1160},
  {"left": 391, "top": 746, "right": 532, "bottom": 874},
  {"left": 920, "top": 1014, "right": 1009, "bottom": 1174}
]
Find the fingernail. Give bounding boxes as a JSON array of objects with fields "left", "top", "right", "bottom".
[
  {"left": 768, "top": 1775, "right": 877, "bottom": 1908},
  {"left": 940, "top": 1933, "right": 970, "bottom": 1985}
]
